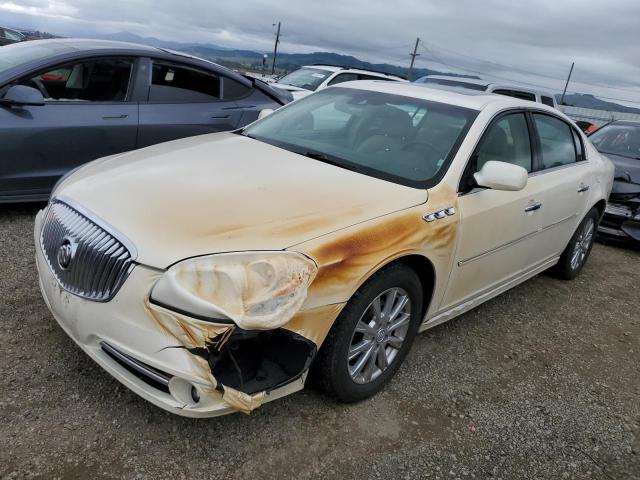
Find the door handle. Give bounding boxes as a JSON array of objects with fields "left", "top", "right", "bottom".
[
  {"left": 211, "top": 114, "right": 231, "bottom": 119},
  {"left": 577, "top": 184, "right": 590, "bottom": 193},
  {"left": 102, "top": 114, "right": 128, "bottom": 120},
  {"left": 524, "top": 202, "right": 542, "bottom": 212}
]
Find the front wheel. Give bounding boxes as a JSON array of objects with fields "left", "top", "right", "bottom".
[
  {"left": 552, "top": 208, "right": 598, "bottom": 280},
  {"left": 311, "top": 263, "right": 424, "bottom": 402}
]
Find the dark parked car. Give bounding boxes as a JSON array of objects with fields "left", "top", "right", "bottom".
[
  {"left": 0, "top": 39, "right": 292, "bottom": 202},
  {"left": 0, "top": 27, "right": 25, "bottom": 46},
  {"left": 589, "top": 120, "right": 640, "bottom": 243}
]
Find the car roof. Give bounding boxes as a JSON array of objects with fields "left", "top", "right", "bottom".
[
  {"left": 422, "top": 74, "right": 556, "bottom": 100},
  {"left": 21, "top": 38, "right": 162, "bottom": 54},
  {"left": 333, "top": 80, "right": 564, "bottom": 114},
  {"left": 303, "top": 65, "right": 404, "bottom": 79}
]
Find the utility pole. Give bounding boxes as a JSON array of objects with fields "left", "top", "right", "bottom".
[
  {"left": 560, "top": 61, "right": 574, "bottom": 105},
  {"left": 407, "top": 37, "right": 420, "bottom": 81},
  {"left": 271, "top": 21, "right": 281, "bottom": 75}
]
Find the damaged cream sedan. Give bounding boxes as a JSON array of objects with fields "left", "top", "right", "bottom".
[{"left": 35, "top": 81, "right": 613, "bottom": 417}]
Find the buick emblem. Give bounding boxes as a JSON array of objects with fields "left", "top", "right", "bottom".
[{"left": 57, "top": 237, "right": 77, "bottom": 271}]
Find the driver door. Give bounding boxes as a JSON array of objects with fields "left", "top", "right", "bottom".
[{"left": 0, "top": 57, "right": 138, "bottom": 200}]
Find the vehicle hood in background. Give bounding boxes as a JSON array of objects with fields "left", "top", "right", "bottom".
[
  {"left": 56, "top": 133, "right": 428, "bottom": 269},
  {"left": 601, "top": 153, "right": 640, "bottom": 200}
]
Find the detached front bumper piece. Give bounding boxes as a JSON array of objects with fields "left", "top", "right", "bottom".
[{"left": 35, "top": 209, "right": 343, "bottom": 417}]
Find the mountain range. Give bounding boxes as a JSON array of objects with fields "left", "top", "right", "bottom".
[{"left": 11, "top": 29, "right": 640, "bottom": 114}]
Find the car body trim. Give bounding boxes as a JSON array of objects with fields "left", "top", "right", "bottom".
[{"left": 458, "top": 213, "right": 576, "bottom": 266}]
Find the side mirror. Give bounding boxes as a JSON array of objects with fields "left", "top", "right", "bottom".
[
  {"left": 0, "top": 85, "right": 45, "bottom": 107},
  {"left": 474, "top": 160, "right": 528, "bottom": 191},
  {"left": 258, "top": 108, "right": 274, "bottom": 120}
]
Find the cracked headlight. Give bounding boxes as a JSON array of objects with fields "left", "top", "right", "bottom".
[{"left": 150, "top": 251, "right": 317, "bottom": 330}]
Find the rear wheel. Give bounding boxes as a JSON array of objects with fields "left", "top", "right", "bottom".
[
  {"left": 552, "top": 208, "right": 598, "bottom": 280},
  {"left": 311, "top": 263, "right": 423, "bottom": 402}
]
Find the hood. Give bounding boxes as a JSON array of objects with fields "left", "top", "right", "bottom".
[
  {"left": 56, "top": 133, "right": 428, "bottom": 269},
  {"left": 601, "top": 152, "right": 640, "bottom": 185}
]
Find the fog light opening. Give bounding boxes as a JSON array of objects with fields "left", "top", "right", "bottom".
[
  {"left": 168, "top": 377, "right": 200, "bottom": 407},
  {"left": 191, "top": 385, "right": 200, "bottom": 403}
]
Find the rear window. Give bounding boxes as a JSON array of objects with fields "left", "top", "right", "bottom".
[
  {"left": 541, "top": 96, "right": 555, "bottom": 107},
  {"left": 492, "top": 89, "right": 536, "bottom": 102},
  {"left": 422, "top": 78, "right": 487, "bottom": 91}
]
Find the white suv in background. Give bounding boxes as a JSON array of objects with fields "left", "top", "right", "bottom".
[
  {"left": 416, "top": 74, "right": 558, "bottom": 108},
  {"left": 275, "top": 65, "right": 406, "bottom": 99}
]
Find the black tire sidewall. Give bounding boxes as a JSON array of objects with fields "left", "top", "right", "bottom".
[
  {"left": 557, "top": 208, "right": 598, "bottom": 279},
  {"left": 318, "top": 263, "right": 424, "bottom": 402}
]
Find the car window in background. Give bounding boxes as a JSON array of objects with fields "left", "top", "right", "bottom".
[
  {"left": 422, "top": 78, "right": 487, "bottom": 91},
  {"left": 327, "top": 73, "right": 359, "bottom": 86},
  {"left": 476, "top": 113, "right": 532, "bottom": 172},
  {"left": 533, "top": 114, "right": 577, "bottom": 169},
  {"left": 277, "top": 67, "right": 332, "bottom": 91},
  {"left": 223, "top": 77, "right": 252, "bottom": 100},
  {"left": 589, "top": 124, "right": 640, "bottom": 160},
  {"left": 19, "top": 58, "right": 134, "bottom": 102},
  {"left": 149, "top": 61, "right": 221, "bottom": 102},
  {"left": 492, "top": 89, "right": 536, "bottom": 102},
  {"left": 541, "top": 96, "right": 555, "bottom": 107},
  {"left": 4, "top": 29, "right": 23, "bottom": 41},
  {"left": 243, "top": 87, "right": 477, "bottom": 187}
]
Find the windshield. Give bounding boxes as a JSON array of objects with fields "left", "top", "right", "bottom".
[
  {"left": 243, "top": 87, "right": 478, "bottom": 187},
  {"left": 277, "top": 67, "right": 332, "bottom": 91},
  {"left": 0, "top": 41, "right": 71, "bottom": 76},
  {"left": 589, "top": 123, "right": 640, "bottom": 160}
]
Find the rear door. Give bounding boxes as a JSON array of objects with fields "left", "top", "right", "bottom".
[
  {"left": 525, "top": 112, "right": 592, "bottom": 259},
  {"left": 0, "top": 57, "right": 138, "bottom": 200},
  {"left": 137, "top": 59, "right": 244, "bottom": 147}
]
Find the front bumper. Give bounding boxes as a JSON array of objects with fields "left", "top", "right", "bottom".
[
  {"left": 35, "top": 209, "right": 343, "bottom": 417},
  {"left": 599, "top": 203, "right": 640, "bottom": 242}
]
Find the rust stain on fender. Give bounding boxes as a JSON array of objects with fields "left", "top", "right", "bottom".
[{"left": 298, "top": 184, "right": 459, "bottom": 308}]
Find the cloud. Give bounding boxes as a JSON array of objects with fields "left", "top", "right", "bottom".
[{"left": 1, "top": 0, "right": 638, "bottom": 103}]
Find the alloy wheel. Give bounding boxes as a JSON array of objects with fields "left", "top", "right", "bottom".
[
  {"left": 570, "top": 217, "right": 595, "bottom": 271},
  {"left": 347, "top": 287, "right": 412, "bottom": 384}
]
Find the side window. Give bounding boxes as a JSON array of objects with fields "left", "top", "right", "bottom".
[
  {"left": 533, "top": 114, "right": 577, "bottom": 169},
  {"left": 223, "top": 77, "right": 252, "bottom": 100},
  {"left": 541, "top": 96, "right": 555, "bottom": 107},
  {"left": 327, "top": 73, "right": 359, "bottom": 86},
  {"left": 19, "top": 58, "right": 134, "bottom": 102},
  {"left": 149, "top": 61, "right": 220, "bottom": 102},
  {"left": 475, "top": 113, "right": 532, "bottom": 172}
]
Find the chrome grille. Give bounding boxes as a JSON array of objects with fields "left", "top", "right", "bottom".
[{"left": 40, "top": 200, "right": 136, "bottom": 301}]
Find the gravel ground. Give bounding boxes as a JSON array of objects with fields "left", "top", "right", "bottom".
[{"left": 1, "top": 204, "right": 639, "bottom": 480}]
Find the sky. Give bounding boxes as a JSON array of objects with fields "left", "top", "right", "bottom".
[{"left": 1, "top": 0, "right": 639, "bottom": 106}]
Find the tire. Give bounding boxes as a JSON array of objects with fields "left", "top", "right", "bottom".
[
  {"left": 551, "top": 208, "right": 598, "bottom": 280},
  {"left": 311, "top": 263, "right": 424, "bottom": 403}
]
